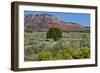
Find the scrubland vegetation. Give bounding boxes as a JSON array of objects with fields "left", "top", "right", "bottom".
[{"left": 24, "top": 28, "right": 90, "bottom": 61}]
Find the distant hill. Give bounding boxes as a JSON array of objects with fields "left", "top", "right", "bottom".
[{"left": 24, "top": 14, "right": 90, "bottom": 32}]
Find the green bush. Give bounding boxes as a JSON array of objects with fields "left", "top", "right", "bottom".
[
  {"left": 73, "top": 48, "right": 90, "bottom": 59},
  {"left": 46, "top": 28, "right": 62, "bottom": 41},
  {"left": 80, "top": 48, "right": 90, "bottom": 58},
  {"left": 73, "top": 49, "right": 83, "bottom": 59},
  {"left": 62, "top": 45, "right": 73, "bottom": 59},
  {"left": 54, "top": 52, "right": 63, "bottom": 60},
  {"left": 63, "top": 53, "right": 73, "bottom": 59},
  {"left": 38, "top": 50, "right": 53, "bottom": 61}
]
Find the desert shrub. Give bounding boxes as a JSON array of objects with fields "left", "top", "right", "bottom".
[
  {"left": 51, "top": 41, "right": 64, "bottom": 54},
  {"left": 73, "top": 49, "right": 83, "bottom": 59},
  {"left": 80, "top": 48, "right": 90, "bottom": 58},
  {"left": 63, "top": 53, "right": 73, "bottom": 59},
  {"left": 24, "top": 54, "right": 38, "bottom": 61},
  {"left": 80, "top": 33, "right": 90, "bottom": 48},
  {"left": 25, "top": 26, "right": 33, "bottom": 33},
  {"left": 73, "top": 48, "right": 90, "bottom": 59},
  {"left": 69, "top": 40, "right": 80, "bottom": 49},
  {"left": 54, "top": 52, "right": 63, "bottom": 60},
  {"left": 24, "top": 32, "right": 90, "bottom": 61},
  {"left": 38, "top": 50, "right": 53, "bottom": 61},
  {"left": 46, "top": 28, "right": 62, "bottom": 41},
  {"left": 24, "top": 56, "right": 33, "bottom": 61},
  {"left": 24, "top": 45, "right": 33, "bottom": 56},
  {"left": 62, "top": 45, "right": 73, "bottom": 59}
]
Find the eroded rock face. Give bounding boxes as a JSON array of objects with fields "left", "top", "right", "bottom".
[{"left": 24, "top": 14, "right": 89, "bottom": 32}]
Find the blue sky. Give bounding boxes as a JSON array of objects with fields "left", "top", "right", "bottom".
[{"left": 24, "top": 11, "right": 90, "bottom": 27}]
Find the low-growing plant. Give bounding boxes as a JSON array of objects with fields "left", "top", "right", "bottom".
[
  {"left": 24, "top": 32, "right": 90, "bottom": 61},
  {"left": 38, "top": 50, "right": 53, "bottom": 61}
]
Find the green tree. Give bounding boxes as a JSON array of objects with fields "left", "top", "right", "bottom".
[{"left": 46, "top": 28, "right": 62, "bottom": 41}]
